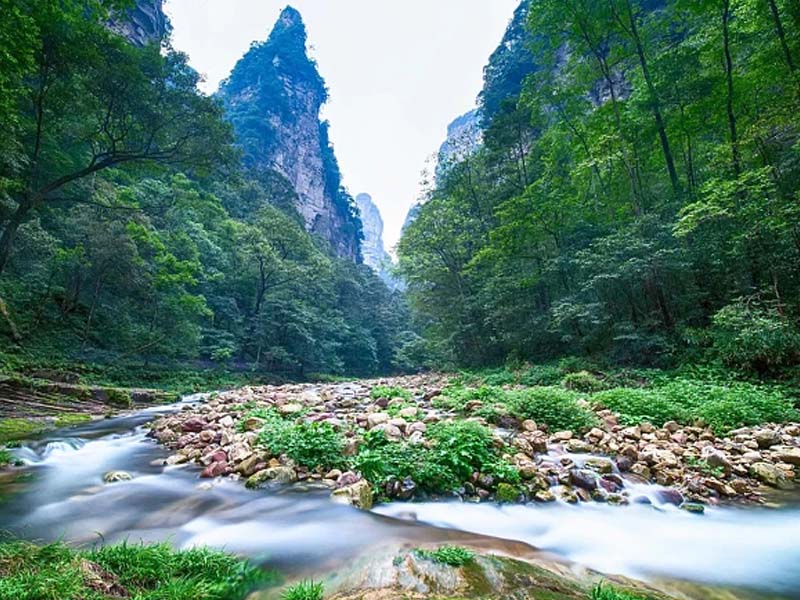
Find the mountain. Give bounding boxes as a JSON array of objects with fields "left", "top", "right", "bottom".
[
  {"left": 218, "top": 7, "right": 362, "bottom": 261},
  {"left": 356, "top": 194, "right": 397, "bottom": 288},
  {"left": 435, "top": 109, "right": 482, "bottom": 182},
  {"left": 107, "top": 0, "right": 168, "bottom": 47}
]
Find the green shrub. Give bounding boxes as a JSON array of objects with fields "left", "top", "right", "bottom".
[
  {"left": 432, "top": 385, "right": 509, "bottom": 412},
  {"left": 562, "top": 370, "right": 608, "bottom": 393},
  {"left": 506, "top": 387, "right": 598, "bottom": 431},
  {"left": 414, "top": 546, "right": 475, "bottom": 567},
  {"left": 0, "top": 540, "right": 271, "bottom": 600},
  {"left": 711, "top": 299, "right": 800, "bottom": 375},
  {"left": 519, "top": 364, "right": 563, "bottom": 386},
  {"left": 281, "top": 580, "right": 324, "bottom": 600},
  {"left": 557, "top": 356, "right": 596, "bottom": 373},
  {"left": 370, "top": 385, "right": 412, "bottom": 401},
  {"left": 106, "top": 388, "right": 133, "bottom": 408},
  {"left": 351, "top": 421, "right": 518, "bottom": 495},
  {"left": 0, "top": 449, "right": 12, "bottom": 467},
  {"left": 592, "top": 388, "right": 683, "bottom": 426},
  {"left": 256, "top": 411, "right": 345, "bottom": 470}
]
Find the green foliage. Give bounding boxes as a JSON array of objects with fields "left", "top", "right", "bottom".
[
  {"left": 351, "top": 421, "right": 518, "bottom": 495},
  {"left": 281, "top": 580, "right": 324, "bottom": 600},
  {"left": 685, "top": 457, "right": 726, "bottom": 479},
  {"left": 0, "top": 449, "right": 12, "bottom": 467},
  {"left": 0, "top": 419, "right": 44, "bottom": 444},
  {"left": 710, "top": 299, "right": 800, "bottom": 375},
  {"left": 495, "top": 482, "right": 521, "bottom": 503},
  {"left": 414, "top": 546, "right": 475, "bottom": 568},
  {"left": 0, "top": 540, "right": 271, "bottom": 600},
  {"left": 53, "top": 414, "right": 91, "bottom": 428},
  {"left": 506, "top": 387, "right": 598, "bottom": 432},
  {"left": 590, "top": 583, "right": 650, "bottom": 600},
  {"left": 562, "top": 371, "right": 608, "bottom": 393},
  {"left": 397, "top": 0, "right": 800, "bottom": 376},
  {"left": 256, "top": 412, "right": 345, "bottom": 471},
  {"left": 594, "top": 379, "right": 799, "bottom": 433},
  {"left": 370, "top": 385, "right": 412, "bottom": 401}
]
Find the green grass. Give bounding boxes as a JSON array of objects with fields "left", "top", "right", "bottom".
[
  {"left": 0, "top": 419, "right": 45, "bottom": 444},
  {"left": 54, "top": 414, "right": 92, "bottom": 428},
  {"left": 370, "top": 385, "right": 412, "bottom": 401},
  {"left": 414, "top": 545, "right": 475, "bottom": 567},
  {"left": 0, "top": 540, "right": 273, "bottom": 600},
  {"left": 590, "top": 583, "right": 650, "bottom": 600},
  {"left": 280, "top": 580, "right": 324, "bottom": 600}
]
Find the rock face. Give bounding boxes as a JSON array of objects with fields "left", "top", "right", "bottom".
[
  {"left": 219, "top": 7, "right": 362, "bottom": 260},
  {"left": 107, "top": 0, "right": 168, "bottom": 47},
  {"left": 355, "top": 194, "right": 396, "bottom": 288},
  {"left": 436, "top": 109, "right": 482, "bottom": 181}
]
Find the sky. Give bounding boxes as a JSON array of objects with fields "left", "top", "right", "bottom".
[{"left": 164, "top": 0, "right": 519, "bottom": 252}]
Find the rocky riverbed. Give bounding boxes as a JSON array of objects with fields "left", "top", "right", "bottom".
[{"left": 146, "top": 374, "right": 800, "bottom": 510}]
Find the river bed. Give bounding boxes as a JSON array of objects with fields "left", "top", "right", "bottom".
[{"left": 1, "top": 397, "right": 799, "bottom": 599}]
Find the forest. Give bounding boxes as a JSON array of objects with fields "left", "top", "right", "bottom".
[
  {"left": 0, "top": 0, "right": 409, "bottom": 382},
  {"left": 399, "top": 0, "right": 800, "bottom": 380}
]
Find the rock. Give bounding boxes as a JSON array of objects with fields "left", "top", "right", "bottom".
[
  {"left": 181, "top": 417, "right": 206, "bottom": 433},
  {"left": 534, "top": 489, "right": 556, "bottom": 502},
  {"left": 398, "top": 406, "right": 419, "bottom": 419},
  {"left": 621, "top": 426, "right": 641, "bottom": 440},
  {"left": 615, "top": 456, "right": 633, "bottom": 472},
  {"left": 278, "top": 403, "right": 303, "bottom": 415},
  {"left": 553, "top": 431, "right": 573, "bottom": 441},
  {"left": 569, "top": 468, "right": 599, "bottom": 491},
  {"left": 583, "top": 458, "right": 613, "bottom": 474},
  {"left": 681, "top": 502, "right": 705, "bottom": 514},
  {"left": 521, "top": 420, "right": 538, "bottom": 432},
  {"left": 200, "top": 461, "right": 228, "bottom": 478},
  {"left": 656, "top": 489, "right": 684, "bottom": 506},
  {"left": 245, "top": 466, "right": 297, "bottom": 488},
  {"left": 755, "top": 429, "right": 781, "bottom": 449},
  {"left": 103, "top": 470, "right": 132, "bottom": 483},
  {"left": 337, "top": 471, "right": 360, "bottom": 487},
  {"left": 367, "top": 412, "right": 390, "bottom": 428},
  {"left": 406, "top": 421, "right": 427, "bottom": 435},
  {"left": 241, "top": 417, "right": 264, "bottom": 432},
  {"left": 331, "top": 479, "right": 373, "bottom": 510},
  {"left": 629, "top": 463, "right": 651, "bottom": 480},
  {"left": 325, "top": 468, "right": 343, "bottom": 480},
  {"left": 566, "top": 439, "right": 592, "bottom": 453},
  {"left": 750, "top": 462, "right": 792, "bottom": 489},
  {"left": 235, "top": 454, "right": 265, "bottom": 477},
  {"left": 218, "top": 415, "right": 234, "bottom": 428},
  {"left": 663, "top": 421, "right": 680, "bottom": 433},
  {"left": 775, "top": 447, "right": 800, "bottom": 466},
  {"left": 372, "top": 423, "right": 403, "bottom": 440},
  {"left": 701, "top": 448, "right": 733, "bottom": 473},
  {"left": 198, "top": 429, "right": 215, "bottom": 443}
]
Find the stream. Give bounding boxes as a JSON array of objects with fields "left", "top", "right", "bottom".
[{"left": 1, "top": 396, "right": 799, "bottom": 599}]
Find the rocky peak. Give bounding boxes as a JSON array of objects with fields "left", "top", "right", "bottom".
[
  {"left": 219, "top": 7, "right": 361, "bottom": 261},
  {"left": 356, "top": 194, "right": 397, "bottom": 288},
  {"left": 107, "top": 0, "right": 168, "bottom": 47}
]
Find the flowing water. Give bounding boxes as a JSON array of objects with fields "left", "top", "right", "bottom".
[{"left": 1, "top": 396, "right": 800, "bottom": 599}]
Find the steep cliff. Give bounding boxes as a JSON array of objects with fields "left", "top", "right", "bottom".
[
  {"left": 107, "top": 0, "right": 168, "bottom": 47},
  {"left": 356, "top": 194, "right": 396, "bottom": 287},
  {"left": 218, "top": 7, "right": 362, "bottom": 260}
]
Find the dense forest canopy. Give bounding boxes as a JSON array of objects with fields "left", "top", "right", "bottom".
[
  {"left": 0, "top": 0, "right": 409, "bottom": 378},
  {"left": 398, "top": 0, "right": 800, "bottom": 376}
]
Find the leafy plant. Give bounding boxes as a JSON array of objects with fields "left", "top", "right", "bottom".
[
  {"left": 414, "top": 546, "right": 475, "bottom": 567},
  {"left": 281, "top": 580, "right": 324, "bottom": 600},
  {"left": 256, "top": 411, "right": 345, "bottom": 470},
  {"left": 590, "top": 583, "right": 650, "bottom": 600},
  {"left": 370, "top": 385, "right": 412, "bottom": 401},
  {"left": 506, "top": 387, "right": 598, "bottom": 431},
  {"left": 592, "top": 388, "right": 683, "bottom": 427},
  {"left": 562, "top": 371, "right": 608, "bottom": 393}
]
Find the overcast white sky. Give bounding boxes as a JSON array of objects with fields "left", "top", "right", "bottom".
[{"left": 164, "top": 0, "right": 518, "bottom": 251}]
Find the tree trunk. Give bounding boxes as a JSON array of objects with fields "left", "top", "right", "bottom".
[
  {"left": 722, "top": 0, "right": 742, "bottom": 176},
  {"left": 0, "top": 199, "right": 33, "bottom": 277},
  {"left": 766, "top": 0, "right": 800, "bottom": 97}
]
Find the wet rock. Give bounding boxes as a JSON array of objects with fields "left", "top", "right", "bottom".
[
  {"left": 103, "top": 470, "right": 132, "bottom": 483},
  {"left": 534, "top": 489, "right": 556, "bottom": 502},
  {"left": 584, "top": 458, "right": 613, "bottom": 474},
  {"left": 235, "top": 453, "right": 265, "bottom": 477},
  {"left": 337, "top": 471, "right": 360, "bottom": 487},
  {"left": 569, "top": 468, "right": 599, "bottom": 491},
  {"left": 367, "top": 412, "right": 390, "bottom": 428},
  {"left": 200, "top": 461, "right": 228, "bottom": 478},
  {"left": 749, "top": 462, "right": 792, "bottom": 489},
  {"left": 245, "top": 466, "right": 297, "bottom": 488},
  {"left": 331, "top": 479, "right": 373, "bottom": 510},
  {"left": 566, "top": 439, "right": 591, "bottom": 453},
  {"left": 629, "top": 463, "right": 652, "bottom": 480},
  {"left": 681, "top": 502, "right": 705, "bottom": 514},
  {"left": 656, "top": 489, "right": 684, "bottom": 506},
  {"left": 521, "top": 419, "right": 538, "bottom": 432},
  {"left": 553, "top": 431, "right": 573, "bottom": 441},
  {"left": 775, "top": 447, "right": 800, "bottom": 466}
]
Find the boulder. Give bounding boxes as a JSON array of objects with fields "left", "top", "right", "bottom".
[
  {"left": 754, "top": 430, "right": 781, "bottom": 449},
  {"left": 245, "top": 466, "right": 297, "bottom": 488},
  {"left": 103, "top": 470, "right": 132, "bottom": 483},
  {"left": 749, "top": 462, "right": 792, "bottom": 489},
  {"left": 775, "top": 447, "right": 800, "bottom": 466},
  {"left": 367, "top": 412, "right": 390, "bottom": 428},
  {"left": 331, "top": 479, "right": 373, "bottom": 510}
]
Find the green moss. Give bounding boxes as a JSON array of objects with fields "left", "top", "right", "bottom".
[
  {"left": 0, "top": 540, "right": 274, "bottom": 600},
  {"left": 495, "top": 482, "right": 520, "bottom": 503},
  {"left": 54, "top": 414, "right": 92, "bottom": 428},
  {"left": 105, "top": 388, "right": 132, "bottom": 409},
  {"left": 0, "top": 419, "right": 45, "bottom": 444}
]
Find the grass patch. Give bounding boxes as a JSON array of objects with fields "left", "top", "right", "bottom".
[
  {"left": 255, "top": 410, "right": 346, "bottom": 471},
  {"left": 590, "top": 583, "right": 650, "bottom": 600},
  {"left": 0, "top": 419, "right": 45, "bottom": 444},
  {"left": 281, "top": 580, "right": 324, "bottom": 600},
  {"left": 414, "top": 545, "right": 475, "bottom": 567},
  {"left": 370, "top": 385, "right": 412, "bottom": 401},
  {"left": 594, "top": 379, "right": 798, "bottom": 433},
  {"left": 352, "top": 420, "right": 518, "bottom": 496},
  {"left": 0, "top": 540, "right": 273, "bottom": 600},
  {"left": 54, "top": 414, "right": 92, "bottom": 428}
]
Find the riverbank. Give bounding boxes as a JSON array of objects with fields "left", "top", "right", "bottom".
[{"left": 147, "top": 372, "right": 800, "bottom": 510}]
